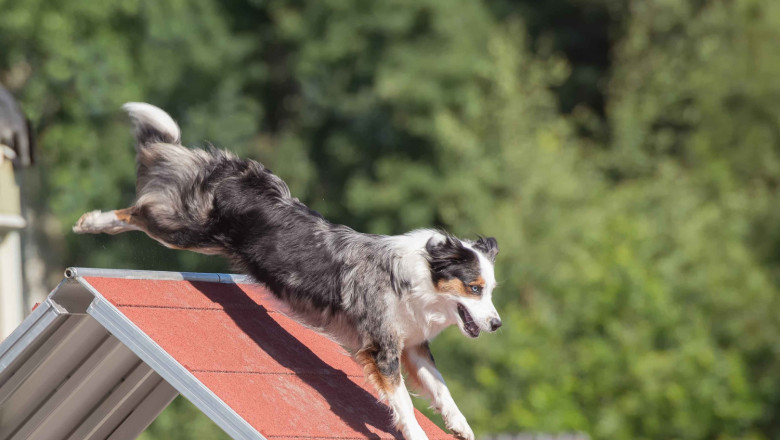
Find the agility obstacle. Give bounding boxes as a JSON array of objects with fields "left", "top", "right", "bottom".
[{"left": 0, "top": 268, "right": 450, "bottom": 439}]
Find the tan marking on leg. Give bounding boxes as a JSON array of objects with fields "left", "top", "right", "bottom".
[
  {"left": 355, "top": 346, "right": 400, "bottom": 398},
  {"left": 116, "top": 208, "right": 187, "bottom": 250},
  {"left": 114, "top": 206, "right": 152, "bottom": 230},
  {"left": 114, "top": 207, "right": 133, "bottom": 224}
]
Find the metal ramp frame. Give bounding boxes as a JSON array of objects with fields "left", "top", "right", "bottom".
[{"left": 0, "top": 268, "right": 261, "bottom": 440}]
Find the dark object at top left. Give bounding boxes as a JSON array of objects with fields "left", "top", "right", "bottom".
[{"left": 0, "top": 84, "right": 34, "bottom": 167}]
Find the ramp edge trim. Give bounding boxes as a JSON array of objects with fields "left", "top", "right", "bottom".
[{"left": 65, "top": 267, "right": 253, "bottom": 284}]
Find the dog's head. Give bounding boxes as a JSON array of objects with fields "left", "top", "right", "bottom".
[{"left": 426, "top": 234, "right": 501, "bottom": 338}]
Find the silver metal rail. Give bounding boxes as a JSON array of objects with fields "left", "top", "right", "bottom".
[{"left": 64, "top": 267, "right": 255, "bottom": 284}]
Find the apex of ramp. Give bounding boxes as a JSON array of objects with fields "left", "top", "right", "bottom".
[{"left": 63, "top": 266, "right": 254, "bottom": 284}]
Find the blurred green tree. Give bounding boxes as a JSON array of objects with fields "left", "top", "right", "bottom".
[{"left": 1, "top": 0, "right": 779, "bottom": 438}]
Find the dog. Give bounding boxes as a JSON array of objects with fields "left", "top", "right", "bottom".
[{"left": 73, "top": 103, "right": 502, "bottom": 440}]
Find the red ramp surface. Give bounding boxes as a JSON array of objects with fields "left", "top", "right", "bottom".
[{"left": 84, "top": 274, "right": 451, "bottom": 439}]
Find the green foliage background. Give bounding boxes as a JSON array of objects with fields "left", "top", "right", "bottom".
[{"left": 2, "top": 0, "right": 779, "bottom": 438}]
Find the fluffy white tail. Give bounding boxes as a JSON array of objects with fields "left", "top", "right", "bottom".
[{"left": 122, "top": 102, "right": 181, "bottom": 147}]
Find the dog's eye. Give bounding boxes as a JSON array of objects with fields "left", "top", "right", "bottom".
[{"left": 470, "top": 285, "right": 482, "bottom": 294}]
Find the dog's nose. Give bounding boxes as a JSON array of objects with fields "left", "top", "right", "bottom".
[{"left": 489, "top": 318, "right": 502, "bottom": 331}]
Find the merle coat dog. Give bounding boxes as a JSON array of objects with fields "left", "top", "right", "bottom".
[{"left": 74, "top": 103, "right": 502, "bottom": 440}]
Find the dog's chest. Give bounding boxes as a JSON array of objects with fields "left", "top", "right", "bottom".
[{"left": 396, "top": 300, "right": 452, "bottom": 346}]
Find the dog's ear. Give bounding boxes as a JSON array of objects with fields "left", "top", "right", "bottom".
[
  {"left": 426, "top": 235, "right": 467, "bottom": 262},
  {"left": 473, "top": 236, "right": 499, "bottom": 263},
  {"left": 425, "top": 235, "right": 473, "bottom": 282}
]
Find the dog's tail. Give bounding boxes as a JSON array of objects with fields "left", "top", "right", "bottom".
[{"left": 122, "top": 102, "right": 181, "bottom": 148}]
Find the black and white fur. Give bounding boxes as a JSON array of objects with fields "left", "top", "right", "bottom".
[{"left": 74, "top": 103, "right": 502, "bottom": 440}]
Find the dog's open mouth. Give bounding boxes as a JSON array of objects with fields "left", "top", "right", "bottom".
[{"left": 457, "top": 303, "right": 480, "bottom": 338}]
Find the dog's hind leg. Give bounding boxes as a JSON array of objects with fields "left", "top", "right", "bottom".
[{"left": 73, "top": 207, "right": 143, "bottom": 235}]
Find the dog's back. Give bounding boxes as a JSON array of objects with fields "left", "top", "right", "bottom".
[{"left": 121, "top": 103, "right": 309, "bottom": 257}]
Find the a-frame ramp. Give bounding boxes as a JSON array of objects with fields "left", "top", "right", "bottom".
[{"left": 0, "top": 267, "right": 452, "bottom": 440}]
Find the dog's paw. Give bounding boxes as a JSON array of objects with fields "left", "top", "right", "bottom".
[
  {"left": 445, "top": 413, "right": 474, "bottom": 440},
  {"left": 398, "top": 420, "right": 429, "bottom": 440},
  {"left": 72, "top": 210, "right": 103, "bottom": 234},
  {"left": 403, "top": 426, "right": 429, "bottom": 440}
]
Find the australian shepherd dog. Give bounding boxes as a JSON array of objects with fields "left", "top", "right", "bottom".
[{"left": 74, "top": 103, "right": 502, "bottom": 440}]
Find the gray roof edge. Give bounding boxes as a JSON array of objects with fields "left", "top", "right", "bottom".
[
  {"left": 65, "top": 267, "right": 256, "bottom": 284},
  {"left": 0, "top": 298, "right": 66, "bottom": 373},
  {"left": 75, "top": 276, "right": 266, "bottom": 440}
]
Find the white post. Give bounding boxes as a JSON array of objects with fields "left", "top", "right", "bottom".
[
  {"left": 0, "top": 149, "right": 26, "bottom": 339},
  {"left": 0, "top": 229, "right": 24, "bottom": 338}
]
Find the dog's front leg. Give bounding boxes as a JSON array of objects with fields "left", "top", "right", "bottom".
[
  {"left": 402, "top": 342, "right": 474, "bottom": 440},
  {"left": 356, "top": 342, "right": 428, "bottom": 440}
]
